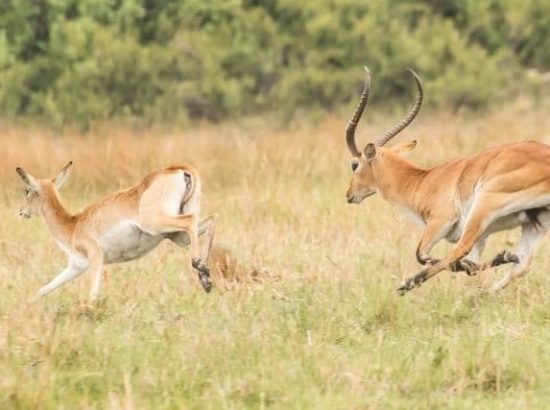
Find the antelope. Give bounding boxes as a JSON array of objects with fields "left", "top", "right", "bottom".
[
  {"left": 345, "top": 67, "right": 550, "bottom": 294},
  {"left": 16, "top": 161, "right": 216, "bottom": 301}
]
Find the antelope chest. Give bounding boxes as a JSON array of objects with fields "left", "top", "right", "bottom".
[
  {"left": 395, "top": 205, "right": 425, "bottom": 227},
  {"left": 100, "top": 220, "right": 164, "bottom": 264}
]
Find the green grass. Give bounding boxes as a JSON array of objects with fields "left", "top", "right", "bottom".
[{"left": 2, "top": 107, "right": 550, "bottom": 408}]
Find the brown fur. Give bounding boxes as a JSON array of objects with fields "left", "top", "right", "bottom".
[
  {"left": 346, "top": 140, "right": 550, "bottom": 293},
  {"left": 17, "top": 163, "right": 214, "bottom": 300}
]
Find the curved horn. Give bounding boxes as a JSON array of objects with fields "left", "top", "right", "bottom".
[
  {"left": 374, "top": 68, "right": 423, "bottom": 147},
  {"left": 346, "top": 66, "right": 371, "bottom": 157}
]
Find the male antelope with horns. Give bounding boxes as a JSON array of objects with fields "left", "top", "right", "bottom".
[
  {"left": 345, "top": 67, "right": 550, "bottom": 294},
  {"left": 16, "top": 162, "right": 216, "bottom": 300}
]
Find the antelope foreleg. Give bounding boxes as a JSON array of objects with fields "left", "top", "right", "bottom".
[
  {"left": 35, "top": 260, "right": 87, "bottom": 299},
  {"left": 398, "top": 202, "right": 497, "bottom": 295}
]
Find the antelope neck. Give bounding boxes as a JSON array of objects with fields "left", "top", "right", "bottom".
[
  {"left": 40, "top": 183, "right": 76, "bottom": 243},
  {"left": 374, "top": 153, "right": 428, "bottom": 211}
]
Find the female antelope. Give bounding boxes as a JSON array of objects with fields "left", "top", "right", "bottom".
[{"left": 17, "top": 162, "right": 216, "bottom": 300}]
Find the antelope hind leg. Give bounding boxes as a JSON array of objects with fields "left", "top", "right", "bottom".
[{"left": 449, "top": 251, "right": 519, "bottom": 276}]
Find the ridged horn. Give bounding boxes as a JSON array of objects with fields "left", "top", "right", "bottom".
[
  {"left": 374, "top": 68, "right": 423, "bottom": 147},
  {"left": 346, "top": 66, "right": 371, "bottom": 157}
]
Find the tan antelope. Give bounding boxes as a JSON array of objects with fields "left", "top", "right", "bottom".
[
  {"left": 345, "top": 67, "right": 550, "bottom": 294},
  {"left": 16, "top": 162, "right": 216, "bottom": 300}
]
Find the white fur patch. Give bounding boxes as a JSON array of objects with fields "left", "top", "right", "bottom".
[
  {"left": 100, "top": 220, "right": 164, "bottom": 264},
  {"left": 394, "top": 205, "right": 425, "bottom": 227}
]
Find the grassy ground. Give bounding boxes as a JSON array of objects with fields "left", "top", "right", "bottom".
[{"left": 2, "top": 103, "right": 550, "bottom": 409}]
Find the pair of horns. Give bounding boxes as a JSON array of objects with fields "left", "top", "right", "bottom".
[{"left": 346, "top": 67, "right": 423, "bottom": 157}]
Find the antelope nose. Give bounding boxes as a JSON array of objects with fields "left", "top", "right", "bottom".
[{"left": 18, "top": 207, "right": 30, "bottom": 218}]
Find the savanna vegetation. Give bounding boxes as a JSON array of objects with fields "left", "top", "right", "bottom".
[
  {"left": 1, "top": 0, "right": 550, "bottom": 127},
  {"left": 2, "top": 104, "right": 550, "bottom": 408}
]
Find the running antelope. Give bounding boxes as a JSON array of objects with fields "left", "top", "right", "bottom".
[
  {"left": 16, "top": 162, "right": 216, "bottom": 300},
  {"left": 345, "top": 67, "right": 550, "bottom": 294}
]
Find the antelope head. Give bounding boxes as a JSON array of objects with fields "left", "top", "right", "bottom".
[
  {"left": 16, "top": 161, "right": 73, "bottom": 218},
  {"left": 345, "top": 67, "right": 423, "bottom": 204}
]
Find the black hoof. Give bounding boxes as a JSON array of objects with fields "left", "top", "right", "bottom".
[
  {"left": 492, "top": 251, "right": 519, "bottom": 266},
  {"left": 397, "top": 284, "right": 409, "bottom": 296},
  {"left": 397, "top": 277, "right": 423, "bottom": 295},
  {"left": 397, "top": 266, "right": 431, "bottom": 295},
  {"left": 193, "top": 258, "right": 212, "bottom": 293},
  {"left": 191, "top": 258, "right": 202, "bottom": 270},
  {"left": 199, "top": 272, "right": 212, "bottom": 293},
  {"left": 451, "top": 259, "right": 479, "bottom": 276}
]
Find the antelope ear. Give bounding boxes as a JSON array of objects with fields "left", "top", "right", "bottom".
[
  {"left": 53, "top": 161, "right": 73, "bottom": 189},
  {"left": 16, "top": 167, "right": 40, "bottom": 191},
  {"left": 391, "top": 140, "right": 417, "bottom": 155},
  {"left": 363, "top": 143, "right": 377, "bottom": 161}
]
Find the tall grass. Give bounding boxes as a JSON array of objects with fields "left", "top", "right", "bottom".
[{"left": 2, "top": 102, "right": 550, "bottom": 408}]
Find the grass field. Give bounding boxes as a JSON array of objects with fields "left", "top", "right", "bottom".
[{"left": 2, "top": 102, "right": 550, "bottom": 409}]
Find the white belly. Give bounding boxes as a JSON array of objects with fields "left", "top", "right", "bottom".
[
  {"left": 100, "top": 221, "right": 165, "bottom": 264},
  {"left": 446, "top": 210, "right": 537, "bottom": 244}
]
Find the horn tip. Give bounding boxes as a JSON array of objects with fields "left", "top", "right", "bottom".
[
  {"left": 406, "top": 67, "right": 421, "bottom": 81},
  {"left": 363, "top": 66, "right": 371, "bottom": 79}
]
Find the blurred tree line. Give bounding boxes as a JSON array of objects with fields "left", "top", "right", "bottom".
[{"left": 0, "top": 0, "right": 549, "bottom": 127}]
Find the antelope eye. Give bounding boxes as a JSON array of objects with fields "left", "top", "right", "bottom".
[
  {"left": 351, "top": 160, "right": 359, "bottom": 172},
  {"left": 23, "top": 188, "right": 31, "bottom": 196}
]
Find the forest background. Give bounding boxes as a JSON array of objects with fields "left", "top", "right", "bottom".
[{"left": 1, "top": 0, "right": 550, "bottom": 128}]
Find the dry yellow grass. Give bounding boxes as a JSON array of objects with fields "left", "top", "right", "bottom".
[{"left": 2, "top": 101, "right": 550, "bottom": 408}]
